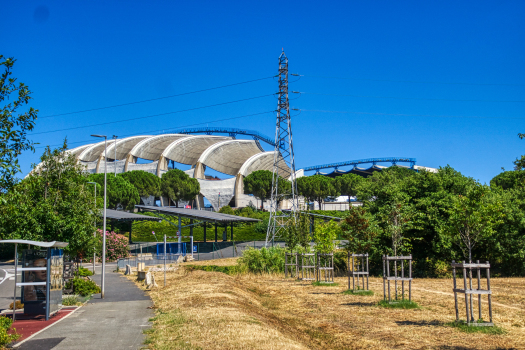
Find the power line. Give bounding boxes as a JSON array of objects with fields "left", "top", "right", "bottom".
[
  {"left": 294, "top": 74, "right": 525, "bottom": 87},
  {"left": 39, "top": 76, "right": 275, "bottom": 119},
  {"left": 298, "top": 109, "right": 525, "bottom": 120},
  {"left": 31, "top": 94, "right": 275, "bottom": 135},
  {"left": 294, "top": 91, "right": 525, "bottom": 103},
  {"left": 34, "top": 111, "right": 275, "bottom": 149}
]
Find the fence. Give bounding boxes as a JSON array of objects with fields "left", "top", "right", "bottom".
[{"left": 128, "top": 241, "right": 283, "bottom": 262}]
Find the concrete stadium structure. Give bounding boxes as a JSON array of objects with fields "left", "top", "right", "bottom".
[
  {"left": 43, "top": 129, "right": 438, "bottom": 212},
  {"left": 63, "top": 133, "right": 291, "bottom": 211}
]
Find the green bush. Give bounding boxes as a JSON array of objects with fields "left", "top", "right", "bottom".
[
  {"left": 77, "top": 266, "right": 93, "bottom": 277},
  {"left": 0, "top": 316, "right": 19, "bottom": 346},
  {"left": 218, "top": 205, "right": 235, "bottom": 215},
  {"left": 237, "top": 247, "right": 285, "bottom": 274},
  {"left": 66, "top": 277, "right": 101, "bottom": 296}
]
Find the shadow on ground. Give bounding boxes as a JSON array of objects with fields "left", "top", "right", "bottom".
[{"left": 17, "top": 337, "right": 65, "bottom": 350}]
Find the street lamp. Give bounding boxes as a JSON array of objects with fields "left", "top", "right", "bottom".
[
  {"left": 91, "top": 134, "right": 107, "bottom": 299},
  {"left": 112, "top": 135, "right": 118, "bottom": 177},
  {"left": 87, "top": 182, "right": 97, "bottom": 275}
]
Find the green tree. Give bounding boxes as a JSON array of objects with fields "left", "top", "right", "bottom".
[
  {"left": 280, "top": 212, "right": 311, "bottom": 252},
  {"left": 0, "top": 56, "right": 38, "bottom": 193},
  {"left": 335, "top": 173, "right": 363, "bottom": 203},
  {"left": 490, "top": 170, "right": 525, "bottom": 190},
  {"left": 341, "top": 206, "right": 380, "bottom": 254},
  {"left": 87, "top": 173, "right": 140, "bottom": 210},
  {"left": 218, "top": 205, "right": 234, "bottom": 215},
  {"left": 118, "top": 170, "right": 161, "bottom": 198},
  {"left": 243, "top": 170, "right": 291, "bottom": 208},
  {"left": 313, "top": 220, "right": 339, "bottom": 254},
  {"left": 297, "top": 175, "right": 339, "bottom": 210},
  {"left": 0, "top": 141, "right": 97, "bottom": 255},
  {"left": 160, "top": 169, "right": 200, "bottom": 207},
  {"left": 444, "top": 184, "right": 500, "bottom": 263}
]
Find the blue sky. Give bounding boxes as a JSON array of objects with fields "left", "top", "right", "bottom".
[{"left": 3, "top": 1, "right": 525, "bottom": 184}]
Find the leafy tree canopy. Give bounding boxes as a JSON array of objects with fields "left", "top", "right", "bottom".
[
  {"left": 490, "top": 170, "right": 525, "bottom": 190},
  {"left": 0, "top": 56, "right": 38, "bottom": 193},
  {"left": 160, "top": 169, "right": 200, "bottom": 207},
  {"left": 0, "top": 141, "right": 97, "bottom": 255},
  {"left": 243, "top": 170, "right": 291, "bottom": 206},
  {"left": 280, "top": 212, "right": 311, "bottom": 252},
  {"left": 341, "top": 206, "right": 380, "bottom": 254},
  {"left": 87, "top": 173, "right": 139, "bottom": 210},
  {"left": 297, "top": 175, "right": 339, "bottom": 209},
  {"left": 118, "top": 170, "right": 160, "bottom": 198},
  {"left": 335, "top": 173, "right": 363, "bottom": 200},
  {"left": 313, "top": 220, "right": 340, "bottom": 254}
]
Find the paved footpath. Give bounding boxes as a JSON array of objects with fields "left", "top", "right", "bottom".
[{"left": 17, "top": 265, "right": 154, "bottom": 350}]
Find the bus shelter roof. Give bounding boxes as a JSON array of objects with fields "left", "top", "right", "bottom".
[
  {"left": 0, "top": 240, "right": 69, "bottom": 248},
  {"left": 135, "top": 205, "right": 260, "bottom": 223}
]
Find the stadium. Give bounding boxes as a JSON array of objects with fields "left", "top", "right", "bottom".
[{"left": 55, "top": 127, "right": 437, "bottom": 211}]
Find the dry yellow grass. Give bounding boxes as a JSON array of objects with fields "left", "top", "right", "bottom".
[{"left": 129, "top": 260, "right": 525, "bottom": 350}]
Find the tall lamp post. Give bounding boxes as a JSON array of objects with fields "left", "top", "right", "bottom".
[
  {"left": 91, "top": 134, "right": 107, "bottom": 299},
  {"left": 87, "top": 181, "right": 97, "bottom": 275},
  {"left": 112, "top": 135, "right": 118, "bottom": 177}
]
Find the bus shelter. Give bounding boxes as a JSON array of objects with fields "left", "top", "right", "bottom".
[{"left": 0, "top": 240, "right": 68, "bottom": 321}]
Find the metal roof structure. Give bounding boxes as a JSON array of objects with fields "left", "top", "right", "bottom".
[
  {"left": 0, "top": 240, "right": 69, "bottom": 248},
  {"left": 136, "top": 205, "right": 260, "bottom": 223},
  {"left": 303, "top": 157, "right": 417, "bottom": 173},
  {"left": 103, "top": 209, "right": 162, "bottom": 222}
]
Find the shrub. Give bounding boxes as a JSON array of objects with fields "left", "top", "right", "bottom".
[
  {"left": 185, "top": 265, "right": 239, "bottom": 275},
  {"left": 66, "top": 277, "right": 101, "bottom": 296},
  {"left": 8, "top": 300, "right": 23, "bottom": 310},
  {"left": 77, "top": 266, "right": 93, "bottom": 277},
  {"left": 218, "top": 205, "right": 234, "bottom": 215},
  {"left": 237, "top": 247, "right": 285, "bottom": 274},
  {"left": 95, "top": 229, "right": 129, "bottom": 262},
  {"left": 0, "top": 316, "right": 19, "bottom": 346}
]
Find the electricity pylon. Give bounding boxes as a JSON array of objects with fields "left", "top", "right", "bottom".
[{"left": 266, "top": 50, "right": 298, "bottom": 245}]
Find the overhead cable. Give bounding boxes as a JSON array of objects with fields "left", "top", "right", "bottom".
[
  {"left": 294, "top": 91, "right": 525, "bottom": 103},
  {"left": 32, "top": 94, "right": 275, "bottom": 135},
  {"left": 40, "top": 76, "right": 275, "bottom": 119},
  {"left": 34, "top": 111, "right": 275, "bottom": 149},
  {"left": 294, "top": 74, "right": 525, "bottom": 87},
  {"left": 298, "top": 109, "right": 525, "bottom": 120}
]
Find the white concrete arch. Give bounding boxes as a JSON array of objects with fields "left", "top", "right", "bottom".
[
  {"left": 67, "top": 143, "right": 94, "bottom": 158},
  {"left": 106, "top": 135, "right": 153, "bottom": 160},
  {"left": 238, "top": 151, "right": 290, "bottom": 178},
  {"left": 197, "top": 139, "right": 262, "bottom": 176},
  {"left": 161, "top": 135, "right": 231, "bottom": 166},
  {"left": 129, "top": 134, "right": 186, "bottom": 161},
  {"left": 78, "top": 141, "right": 109, "bottom": 162}
]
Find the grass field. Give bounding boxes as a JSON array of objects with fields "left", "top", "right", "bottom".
[{"left": 129, "top": 259, "right": 525, "bottom": 349}]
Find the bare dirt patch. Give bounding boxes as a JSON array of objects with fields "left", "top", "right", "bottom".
[{"left": 129, "top": 261, "right": 525, "bottom": 349}]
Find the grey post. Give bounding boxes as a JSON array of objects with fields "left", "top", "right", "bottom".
[
  {"left": 387, "top": 256, "right": 391, "bottom": 302},
  {"left": 401, "top": 259, "right": 405, "bottom": 300},
  {"left": 486, "top": 261, "right": 493, "bottom": 323},
  {"left": 409, "top": 257, "right": 412, "bottom": 301},
  {"left": 45, "top": 247, "right": 51, "bottom": 321},
  {"left": 366, "top": 254, "right": 369, "bottom": 291},
  {"left": 452, "top": 260, "right": 459, "bottom": 322},
  {"left": 12, "top": 243, "right": 18, "bottom": 322},
  {"left": 164, "top": 234, "right": 167, "bottom": 287},
  {"left": 462, "top": 261, "right": 469, "bottom": 323},
  {"left": 91, "top": 134, "right": 108, "bottom": 298},
  {"left": 382, "top": 256, "right": 386, "bottom": 300},
  {"left": 476, "top": 260, "right": 481, "bottom": 320}
]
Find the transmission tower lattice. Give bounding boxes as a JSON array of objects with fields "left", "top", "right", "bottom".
[{"left": 266, "top": 50, "right": 298, "bottom": 245}]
